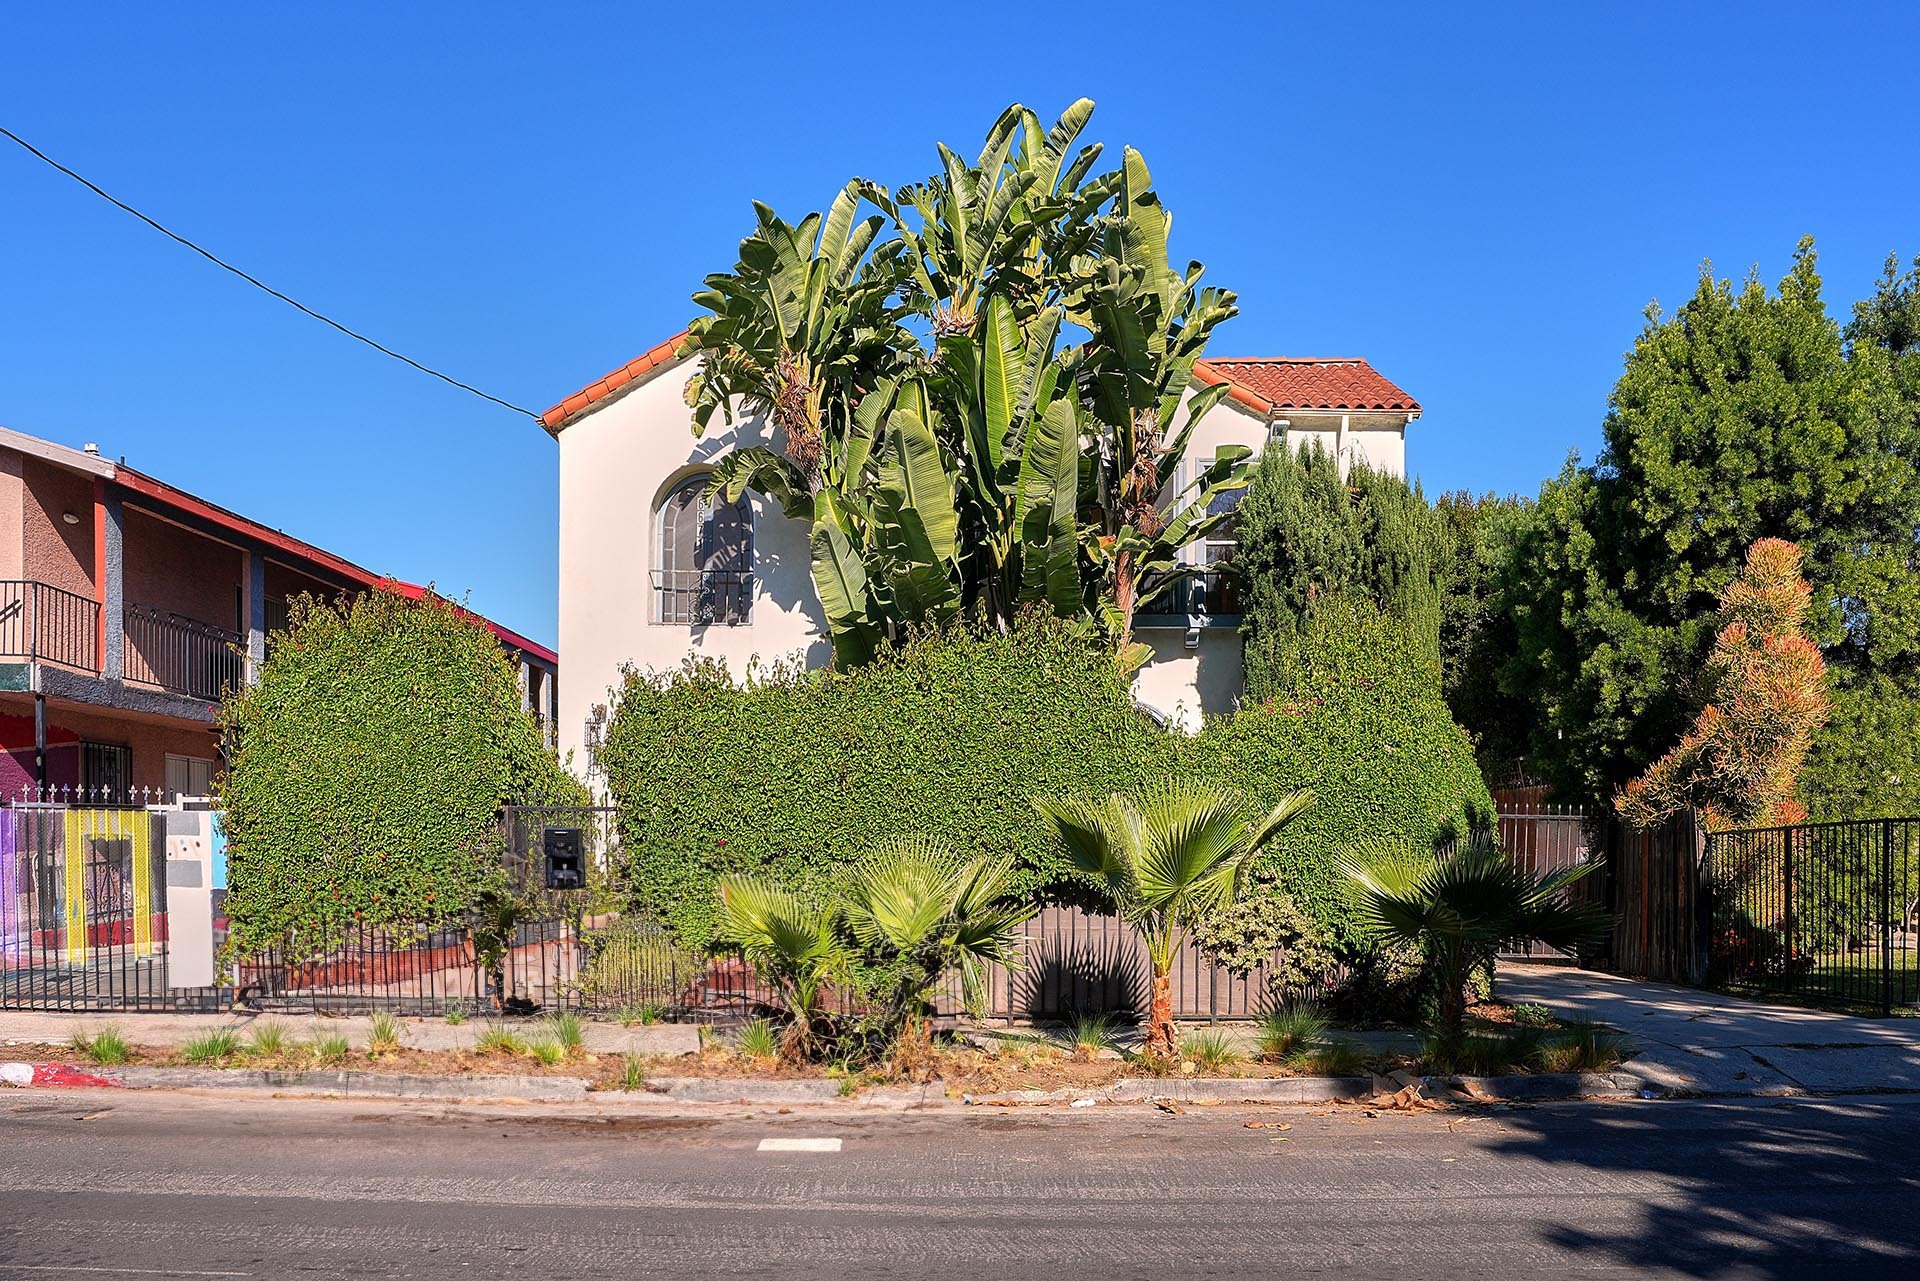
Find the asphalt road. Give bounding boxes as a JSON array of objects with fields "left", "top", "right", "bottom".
[{"left": 3, "top": 1091, "right": 1918, "bottom": 1279}]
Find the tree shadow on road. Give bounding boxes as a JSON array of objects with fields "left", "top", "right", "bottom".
[{"left": 1484, "top": 1097, "right": 1920, "bottom": 1277}]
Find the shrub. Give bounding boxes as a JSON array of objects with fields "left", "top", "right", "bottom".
[
  {"left": 72, "top": 1025, "right": 131, "bottom": 1066},
  {"left": 367, "top": 1012, "right": 404, "bottom": 1056},
  {"left": 1537, "top": 1021, "right": 1632, "bottom": 1073},
  {"left": 1422, "top": 1027, "right": 1548, "bottom": 1076},
  {"left": 600, "top": 619, "right": 1168, "bottom": 950},
  {"left": 1197, "top": 593, "right": 1495, "bottom": 952},
  {"left": 602, "top": 614, "right": 1492, "bottom": 959},
  {"left": 1180, "top": 1030, "right": 1243, "bottom": 1073},
  {"left": 1067, "top": 1013, "right": 1123, "bottom": 1058},
  {"left": 218, "top": 588, "right": 585, "bottom": 962},
  {"left": 545, "top": 1011, "right": 585, "bottom": 1057},
  {"left": 182, "top": 1029, "right": 239, "bottom": 1066},
  {"left": 1510, "top": 1003, "right": 1555, "bottom": 1029},
  {"left": 1298, "top": 1038, "right": 1369, "bottom": 1077},
  {"left": 307, "top": 1032, "right": 351, "bottom": 1066},
  {"left": 1254, "top": 1002, "right": 1327, "bottom": 1061},
  {"left": 246, "top": 1022, "right": 290, "bottom": 1058},
  {"left": 737, "top": 1018, "right": 780, "bottom": 1061},
  {"left": 474, "top": 1022, "right": 525, "bottom": 1056}
]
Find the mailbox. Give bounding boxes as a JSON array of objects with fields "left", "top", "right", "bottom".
[{"left": 542, "top": 826, "right": 585, "bottom": 890}]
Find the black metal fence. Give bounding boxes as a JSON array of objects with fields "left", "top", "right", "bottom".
[
  {"left": 0, "top": 579, "right": 100, "bottom": 670},
  {"left": 1706, "top": 818, "right": 1920, "bottom": 1015},
  {"left": 123, "top": 601, "right": 247, "bottom": 699},
  {"left": 0, "top": 807, "right": 170, "bottom": 1011}
]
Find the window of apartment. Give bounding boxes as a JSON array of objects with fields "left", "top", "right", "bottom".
[
  {"left": 165, "top": 753, "right": 217, "bottom": 801},
  {"left": 82, "top": 742, "right": 133, "bottom": 806},
  {"left": 1200, "top": 452, "right": 1245, "bottom": 615},
  {"left": 655, "top": 474, "right": 752, "bottom": 626}
]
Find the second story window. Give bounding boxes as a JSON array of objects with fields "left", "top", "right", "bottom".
[
  {"left": 1199, "top": 456, "right": 1244, "bottom": 616},
  {"left": 654, "top": 474, "right": 753, "bottom": 626}
]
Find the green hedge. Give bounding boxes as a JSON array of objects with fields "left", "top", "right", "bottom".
[
  {"left": 1199, "top": 593, "right": 1496, "bottom": 950},
  {"left": 601, "top": 616, "right": 1491, "bottom": 955},
  {"left": 218, "top": 589, "right": 585, "bottom": 960},
  {"left": 598, "top": 621, "right": 1167, "bottom": 948}
]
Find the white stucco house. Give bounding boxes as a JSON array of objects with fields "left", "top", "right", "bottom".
[{"left": 544, "top": 335, "right": 1419, "bottom": 775}]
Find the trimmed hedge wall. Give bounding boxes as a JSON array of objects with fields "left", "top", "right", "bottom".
[
  {"left": 600, "top": 617, "right": 1492, "bottom": 954},
  {"left": 218, "top": 589, "right": 586, "bottom": 960}
]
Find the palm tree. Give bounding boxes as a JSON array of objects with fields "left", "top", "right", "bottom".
[
  {"left": 711, "top": 877, "right": 848, "bottom": 1062},
  {"left": 1035, "top": 781, "right": 1315, "bottom": 1060},
  {"left": 841, "top": 837, "right": 1034, "bottom": 1048},
  {"left": 1335, "top": 840, "right": 1610, "bottom": 1037}
]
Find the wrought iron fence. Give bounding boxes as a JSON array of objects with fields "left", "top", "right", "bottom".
[
  {"left": 0, "top": 807, "right": 170, "bottom": 1011},
  {"left": 123, "top": 601, "right": 247, "bottom": 699},
  {"left": 1707, "top": 818, "right": 1920, "bottom": 1015},
  {"left": 0, "top": 579, "right": 100, "bottom": 670}
]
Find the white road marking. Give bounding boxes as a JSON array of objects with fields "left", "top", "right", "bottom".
[{"left": 756, "top": 1137, "right": 842, "bottom": 1152}]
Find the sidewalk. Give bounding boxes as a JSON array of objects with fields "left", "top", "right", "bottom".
[{"left": 1500, "top": 962, "right": 1920, "bottom": 1096}]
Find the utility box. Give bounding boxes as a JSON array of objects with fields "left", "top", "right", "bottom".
[
  {"left": 164, "top": 808, "right": 221, "bottom": 989},
  {"left": 542, "top": 826, "right": 585, "bottom": 891}
]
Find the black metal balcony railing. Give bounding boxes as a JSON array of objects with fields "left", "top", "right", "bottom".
[
  {"left": 0, "top": 580, "right": 101, "bottom": 670},
  {"left": 123, "top": 601, "right": 247, "bottom": 700},
  {"left": 1138, "top": 568, "right": 1242, "bottom": 619},
  {"left": 652, "top": 569, "right": 753, "bottom": 626}
]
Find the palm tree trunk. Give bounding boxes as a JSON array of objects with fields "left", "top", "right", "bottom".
[
  {"left": 1115, "top": 549, "right": 1136, "bottom": 649},
  {"left": 1146, "top": 966, "right": 1175, "bottom": 1059}
]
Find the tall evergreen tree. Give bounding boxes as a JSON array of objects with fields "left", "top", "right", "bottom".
[
  {"left": 1435, "top": 491, "right": 1533, "bottom": 786},
  {"left": 1503, "top": 240, "right": 1920, "bottom": 816},
  {"left": 1236, "top": 442, "right": 1446, "bottom": 700}
]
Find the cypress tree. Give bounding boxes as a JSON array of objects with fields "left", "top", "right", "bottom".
[{"left": 1237, "top": 441, "right": 1448, "bottom": 700}]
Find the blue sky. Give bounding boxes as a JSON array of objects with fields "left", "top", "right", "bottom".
[{"left": 4, "top": 2, "right": 1916, "bottom": 647}]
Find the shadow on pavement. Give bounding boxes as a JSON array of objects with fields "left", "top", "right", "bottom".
[{"left": 1487, "top": 1097, "right": 1920, "bottom": 1277}]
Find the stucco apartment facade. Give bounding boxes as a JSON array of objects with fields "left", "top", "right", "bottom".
[
  {"left": 0, "top": 425, "right": 558, "bottom": 802},
  {"left": 547, "top": 335, "right": 1420, "bottom": 777}
]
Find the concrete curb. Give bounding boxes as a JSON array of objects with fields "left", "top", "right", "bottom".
[
  {"left": 0, "top": 1062, "right": 1849, "bottom": 1108},
  {"left": 1, "top": 1062, "right": 591, "bottom": 1102},
  {"left": 960, "top": 1071, "right": 1649, "bottom": 1108}
]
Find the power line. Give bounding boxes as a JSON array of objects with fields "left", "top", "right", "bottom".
[{"left": 1, "top": 125, "right": 541, "bottom": 421}]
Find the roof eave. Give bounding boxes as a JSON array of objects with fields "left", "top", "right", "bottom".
[{"left": 540, "top": 332, "right": 692, "bottom": 436}]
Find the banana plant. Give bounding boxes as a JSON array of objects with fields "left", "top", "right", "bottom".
[
  {"left": 1069, "top": 147, "right": 1253, "bottom": 655},
  {"left": 682, "top": 182, "right": 910, "bottom": 493},
  {"left": 863, "top": 98, "right": 1111, "bottom": 339}
]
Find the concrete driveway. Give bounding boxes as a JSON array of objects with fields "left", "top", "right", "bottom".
[{"left": 1501, "top": 962, "right": 1920, "bottom": 1096}]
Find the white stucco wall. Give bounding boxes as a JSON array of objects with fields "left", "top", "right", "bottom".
[
  {"left": 555, "top": 354, "right": 827, "bottom": 777},
  {"left": 555, "top": 355, "right": 1414, "bottom": 773},
  {"left": 1273, "top": 412, "right": 1408, "bottom": 479}
]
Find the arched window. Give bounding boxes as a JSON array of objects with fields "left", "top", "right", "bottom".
[{"left": 654, "top": 474, "right": 753, "bottom": 625}]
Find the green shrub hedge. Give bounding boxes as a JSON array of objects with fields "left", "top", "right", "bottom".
[
  {"left": 218, "top": 589, "right": 586, "bottom": 960},
  {"left": 600, "top": 615, "right": 1492, "bottom": 954}
]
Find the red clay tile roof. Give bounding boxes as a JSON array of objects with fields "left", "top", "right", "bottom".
[
  {"left": 540, "top": 332, "right": 690, "bottom": 434},
  {"left": 1193, "top": 357, "right": 1420, "bottom": 414},
  {"left": 540, "top": 341, "right": 1418, "bottom": 435}
]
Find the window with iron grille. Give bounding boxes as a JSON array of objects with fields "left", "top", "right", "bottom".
[
  {"left": 83, "top": 742, "right": 133, "bottom": 806},
  {"left": 654, "top": 474, "right": 753, "bottom": 626}
]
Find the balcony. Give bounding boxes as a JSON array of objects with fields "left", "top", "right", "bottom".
[
  {"left": 0, "top": 580, "right": 101, "bottom": 670},
  {"left": 1137, "top": 568, "right": 1242, "bottom": 624},
  {"left": 123, "top": 601, "right": 247, "bottom": 701},
  {"left": 652, "top": 569, "right": 753, "bottom": 626}
]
